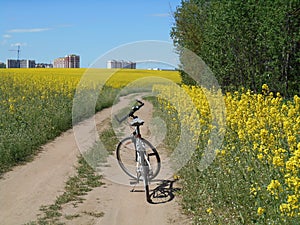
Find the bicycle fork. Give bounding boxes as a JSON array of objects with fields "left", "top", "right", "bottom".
[{"left": 132, "top": 139, "right": 153, "bottom": 184}]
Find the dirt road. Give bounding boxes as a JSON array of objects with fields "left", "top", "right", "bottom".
[{"left": 0, "top": 93, "right": 191, "bottom": 225}]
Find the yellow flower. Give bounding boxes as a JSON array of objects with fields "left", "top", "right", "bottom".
[
  {"left": 153, "top": 83, "right": 300, "bottom": 219},
  {"left": 280, "top": 203, "right": 291, "bottom": 214},
  {"left": 9, "top": 104, "right": 14, "bottom": 112},
  {"left": 262, "top": 84, "right": 269, "bottom": 94},
  {"left": 267, "top": 179, "right": 282, "bottom": 196},
  {"left": 285, "top": 158, "right": 299, "bottom": 173},
  {"left": 173, "top": 174, "right": 180, "bottom": 180},
  {"left": 206, "top": 207, "right": 213, "bottom": 214},
  {"left": 250, "top": 187, "right": 257, "bottom": 196},
  {"left": 272, "top": 155, "right": 284, "bottom": 167},
  {"left": 257, "top": 153, "right": 264, "bottom": 161},
  {"left": 247, "top": 166, "right": 253, "bottom": 172},
  {"left": 221, "top": 150, "right": 226, "bottom": 156},
  {"left": 287, "top": 195, "right": 298, "bottom": 206},
  {"left": 257, "top": 207, "right": 265, "bottom": 216}
]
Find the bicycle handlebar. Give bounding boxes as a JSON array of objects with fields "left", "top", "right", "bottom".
[{"left": 115, "top": 99, "right": 144, "bottom": 124}]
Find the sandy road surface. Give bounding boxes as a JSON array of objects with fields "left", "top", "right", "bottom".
[{"left": 0, "top": 93, "right": 192, "bottom": 225}]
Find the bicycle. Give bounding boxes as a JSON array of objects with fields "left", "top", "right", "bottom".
[{"left": 115, "top": 99, "right": 161, "bottom": 202}]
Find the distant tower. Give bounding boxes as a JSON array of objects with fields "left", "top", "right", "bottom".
[{"left": 8, "top": 45, "right": 21, "bottom": 68}]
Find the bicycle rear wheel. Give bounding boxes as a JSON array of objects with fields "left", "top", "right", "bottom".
[{"left": 116, "top": 137, "right": 161, "bottom": 180}]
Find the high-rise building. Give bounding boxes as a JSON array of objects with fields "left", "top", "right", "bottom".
[
  {"left": 6, "top": 59, "right": 19, "bottom": 68},
  {"left": 107, "top": 60, "right": 136, "bottom": 69},
  {"left": 6, "top": 59, "right": 35, "bottom": 68},
  {"left": 20, "top": 60, "right": 35, "bottom": 68},
  {"left": 53, "top": 57, "right": 65, "bottom": 68},
  {"left": 53, "top": 54, "right": 80, "bottom": 68},
  {"left": 65, "top": 54, "right": 80, "bottom": 68}
]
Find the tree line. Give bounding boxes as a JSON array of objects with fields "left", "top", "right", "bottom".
[{"left": 171, "top": 0, "right": 299, "bottom": 97}]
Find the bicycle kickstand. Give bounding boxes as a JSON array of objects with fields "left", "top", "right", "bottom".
[
  {"left": 130, "top": 179, "right": 139, "bottom": 192},
  {"left": 130, "top": 172, "right": 141, "bottom": 192}
]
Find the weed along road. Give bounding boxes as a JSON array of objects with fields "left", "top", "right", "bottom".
[{"left": 0, "top": 94, "right": 191, "bottom": 225}]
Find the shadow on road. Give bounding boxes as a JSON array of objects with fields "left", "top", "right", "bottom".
[{"left": 148, "top": 179, "right": 181, "bottom": 204}]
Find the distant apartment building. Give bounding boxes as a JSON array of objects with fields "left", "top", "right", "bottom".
[
  {"left": 65, "top": 54, "right": 80, "bottom": 68},
  {"left": 6, "top": 59, "right": 18, "bottom": 68},
  {"left": 6, "top": 59, "right": 35, "bottom": 68},
  {"left": 53, "top": 57, "right": 65, "bottom": 68},
  {"left": 53, "top": 54, "right": 80, "bottom": 68},
  {"left": 35, "top": 63, "right": 53, "bottom": 68},
  {"left": 107, "top": 60, "right": 136, "bottom": 69},
  {"left": 20, "top": 60, "right": 36, "bottom": 68}
]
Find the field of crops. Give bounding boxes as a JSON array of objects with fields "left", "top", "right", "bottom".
[
  {"left": 1, "top": 67, "right": 299, "bottom": 224},
  {"left": 0, "top": 68, "right": 180, "bottom": 174},
  {"left": 154, "top": 84, "right": 299, "bottom": 224}
]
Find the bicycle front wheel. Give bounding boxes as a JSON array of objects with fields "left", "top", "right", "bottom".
[
  {"left": 116, "top": 137, "right": 161, "bottom": 180},
  {"left": 142, "top": 163, "right": 150, "bottom": 202}
]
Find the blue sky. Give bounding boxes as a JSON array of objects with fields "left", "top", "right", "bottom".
[{"left": 0, "top": 0, "right": 182, "bottom": 68}]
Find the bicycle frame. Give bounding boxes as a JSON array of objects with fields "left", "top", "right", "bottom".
[
  {"left": 115, "top": 99, "right": 161, "bottom": 202},
  {"left": 130, "top": 120, "right": 152, "bottom": 183}
]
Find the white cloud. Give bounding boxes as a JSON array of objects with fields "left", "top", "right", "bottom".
[
  {"left": 7, "top": 28, "right": 51, "bottom": 33},
  {"left": 11, "top": 42, "right": 27, "bottom": 47},
  {"left": 3, "top": 34, "right": 12, "bottom": 39}
]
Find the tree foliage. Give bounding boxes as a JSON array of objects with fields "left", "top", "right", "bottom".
[{"left": 171, "top": 0, "right": 300, "bottom": 97}]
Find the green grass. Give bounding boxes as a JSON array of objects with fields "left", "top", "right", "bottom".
[
  {"left": 26, "top": 156, "right": 103, "bottom": 225},
  {"left": 0, "top": 83, "right": 119, "bottom": 176},
  {"left": 26, "top": 122, "right": 119, "bottom": 225},
  {"left": 64, "top": 214, "right": 81, "bottom": 220},
  {"left": 82, "top": 211, "right": 104, "bottom": 218},
  {"left": 83, "top": 120, "right": 119, "bottom": 170}
]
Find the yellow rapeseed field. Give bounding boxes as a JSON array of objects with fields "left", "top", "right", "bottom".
[
  {"left": 2, "top": 67, "right": 299, "bottom": 223},
  {"left": 154, "top": 84, "right": 299, "bottom": 224},
  {"left": 0, "top": 68, "right": 180, "bottom": 174}
]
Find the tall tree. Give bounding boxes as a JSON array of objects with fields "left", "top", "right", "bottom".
[{"left": 171, "top": 0, "right": 300, "bottom": 97}]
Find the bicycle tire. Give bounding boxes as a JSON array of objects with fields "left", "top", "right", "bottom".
[{"left": 116, "top": 137, "right": 161, "bottom": 180}]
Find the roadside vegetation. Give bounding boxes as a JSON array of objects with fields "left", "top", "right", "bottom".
[
  {"left": 169, "top": 1, "right": 299, "bottom": 224},
  {"left": 25, "top": 155, "right": 103, "bottom": 225},
  {"left": 154, "top": 84, "right": 299, "bottom": 224}
]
